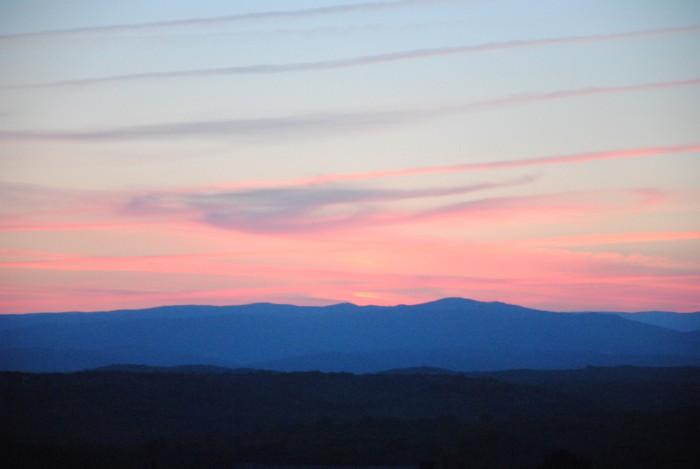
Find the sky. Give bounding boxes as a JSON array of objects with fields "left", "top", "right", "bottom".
[{"left": 0, "top": 0, "right": 699, "bottom": 314}]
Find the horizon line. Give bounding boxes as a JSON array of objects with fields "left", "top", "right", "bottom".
[{"left": 4, "top": 296, "right": 696, "bottom": 316}]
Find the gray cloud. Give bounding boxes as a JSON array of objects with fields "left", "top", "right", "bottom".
[{"left": 123, "top": 175, "right": 537, "bottom": 233}]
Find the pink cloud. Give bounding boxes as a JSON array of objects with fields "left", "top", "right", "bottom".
[
  {"left": 406, "top": 189, "right": 668, "bottom": 230},
  {"left": 1, "top": 159, "right": 697, "bottom": 314}
]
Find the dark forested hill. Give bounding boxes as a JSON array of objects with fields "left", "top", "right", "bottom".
[
  {"left": 1, "top": 298, "right": 699, "bottom": 372},
  {"left": 2, "top": 367, "right": 699, "bottom": 468}
]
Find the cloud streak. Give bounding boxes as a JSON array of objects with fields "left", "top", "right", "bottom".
[
  {"left": 520, "top": 231, "right": 700, "bottom": 248},
  {"left": 0, "top": 0, "right": 443, "bottom": 42},
  {"left": 6, "top": 25, "right": 699, "bottom": 88},
  {"left": 196, "top": 142, "right": 700, "bottom": 193},
  {"left": 413, "top": 189, "right": 665, "bottom": 226},
  {"left": 342, "top": 143, "right": 700, "bottom": 182},
  {"left": 4, "top": 139, "right": 694, "bottom": 234},
  {"left": 123, "top": 175, "right": 538, "bottom": 234},
  {"left": 2, "top": 78, "right": 698, "bottom": 142},
  {"left": 0, "top": 174, "right": 536, "bottom": 234},
  {"left": 0, "top": 143, "right": 696, "bottom": 235},
  {"left": 119, "top": 179, "right": 666, "bottom": 235}
]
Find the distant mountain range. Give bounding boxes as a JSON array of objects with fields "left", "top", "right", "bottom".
[{"left": 1, "top": 298, "right": 699, "bottom": 372}]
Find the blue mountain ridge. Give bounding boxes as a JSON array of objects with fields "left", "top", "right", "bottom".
[
  {"left": 1, "top": 298, "right": 698, "bottom": 372},
  {"left": 611, "top": 311, "right": 700, "bottom": 332}
]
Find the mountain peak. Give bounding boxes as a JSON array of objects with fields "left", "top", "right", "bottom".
[
  {"left": 324, "top": 302, "right": 359, "bottom": 310},
  {"left": 419, "top": 297, "right": 483, "bottom": 307}
]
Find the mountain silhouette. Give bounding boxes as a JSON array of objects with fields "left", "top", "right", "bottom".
[
  {"left": 1, "top": 298, "right": 698, "bottom": 372},
  {"left": 612, "top": 311, "right": 700, "bottom": 331}
]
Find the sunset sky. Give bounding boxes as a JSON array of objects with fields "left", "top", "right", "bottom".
[{"left": 1, "top": 0, "right": 699, "bottom": 313}]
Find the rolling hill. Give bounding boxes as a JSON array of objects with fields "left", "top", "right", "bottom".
[{"left": 1, "top": 298, "right": 698, "bottom": 372}]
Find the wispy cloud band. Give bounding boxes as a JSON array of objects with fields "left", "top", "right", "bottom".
[
  {"left": 203, "top": 143, "right": 700, "bottom": 191},
  {"left": 6, "top": 25, "right": 698, "bottom": 88},
  {"left": 346, "top": 143, "right": 700, "bottom": 182},
  {"left": 2, "top": 142, "right": 694, "bottom": 235},
  {"left": 2, "top": 78, "right": 698, "bottom": 142},
  {"left": 0, "top": 0, "right": 443, "bottom": 42},
  {"left": 121, "top": 175, "right": 538, "bottom": 233}
]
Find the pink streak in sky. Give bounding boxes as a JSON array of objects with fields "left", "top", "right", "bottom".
[
  {"left": 3, "top": 233, "right": 697, "bottom": 313},
  {"left": 207, "top": 143, "right": 700, "bottom": 191},
  {"left": 521, "top": 231, "right": 700, "bottom": 247},
  {"left": 0, "top": 221, "right": 169, "bottom": 232}
]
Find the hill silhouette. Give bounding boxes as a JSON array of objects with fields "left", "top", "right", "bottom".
[
  {"left": 1, "top": 298, "right": 699, "bottom": 372},
  {"left": 612, "top": 310, "right": 700, "bottom": 331}
]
